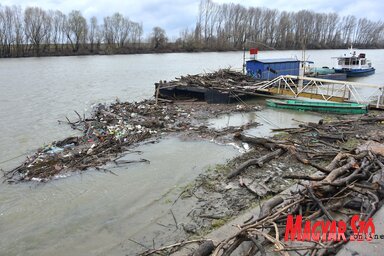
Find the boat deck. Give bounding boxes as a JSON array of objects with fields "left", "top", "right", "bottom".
[{"left": 266, "top": 99, "right": 368, "bottom": 114}]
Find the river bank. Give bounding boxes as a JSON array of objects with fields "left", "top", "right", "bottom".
[
  {"left": 1, "top": 45, "right": 234, "bottom": 59},
  {"left": 3, "top": 43, "right": 383, "bottom": 59},
  {"left": 137, "top": 113, "right": 384, "bottom": 255}
]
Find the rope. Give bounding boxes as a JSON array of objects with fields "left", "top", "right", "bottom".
[
  {"left": 229, "top": 90, "right": 281, "bottom": 129},
  {"left": 0, "top": 152, "right": 29, "bottom": 164}
]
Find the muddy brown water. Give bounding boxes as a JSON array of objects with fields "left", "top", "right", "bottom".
[
  {"left": 1, "top": 50, "right": 383, "bottom": 255},
  {"left": 0, "top": 137, "right": 240, "bottom": 255}
]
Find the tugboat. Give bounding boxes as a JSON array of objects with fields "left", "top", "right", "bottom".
[{"left": 333, "top": 47, "right": 375, "bottom": 77}]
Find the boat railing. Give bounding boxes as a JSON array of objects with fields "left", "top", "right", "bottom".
[{"left": 251, "top": 75, "right": 384, "bottom": 107}]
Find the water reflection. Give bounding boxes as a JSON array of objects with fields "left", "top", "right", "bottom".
[{"left": 209, "top": 101, "right": 323, "bottom": 137}]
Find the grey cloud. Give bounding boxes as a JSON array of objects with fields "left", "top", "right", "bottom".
[{"left": 1, "top": 0, "right": 382, "bottom": 38}]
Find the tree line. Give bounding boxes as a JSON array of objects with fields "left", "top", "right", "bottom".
[
  {"left": 180, "top": 0, "right": 384, "bottom": 51},
  {"left": 1, "top": 1, "right": 384, "bottom": 58},
  {"left": 0, "top": 5, "right": 168, "bottom": 57}
]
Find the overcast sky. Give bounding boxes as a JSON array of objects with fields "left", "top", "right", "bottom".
[{"left": 2, "top": 0, "right": 383, "bottom": 38}]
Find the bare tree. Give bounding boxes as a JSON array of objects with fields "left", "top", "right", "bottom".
[
  {"left": 151, "top": 26, "right": 168, "bottom": 49},
  {"left": 10, "top": 6, "right": 24, "bottom": 56},
  {"left": 112, "top": 13, "right": 130, "bottom": 47},
  {"left": 50, "top": 10, "right": 66, "bottom": 52},
  {"left": 0, "top": 6, "right": 18, "bottom": 56},
  {"left": 130, "top": 21, "right": 143, "bottom": 46},
  {"left": 65, "top": 10, "right": 87, "bottom": 52},
  {"left": 24, "top": 7, "right": 51, "bottom": 56},
  {"left": 103, "top": 12, "right": 139, "bottom": 49},
  {"left": 88, "top": 16, "right": 98, "bottom": 52},
  {"left": 0, "top": 6, "right": 21, "bottom": 57}
]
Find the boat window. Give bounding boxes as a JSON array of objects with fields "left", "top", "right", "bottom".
[
  {"left": 359, "top": 53, "right": 365, "bottom": 58},
  {"left": 361, "top": 59, "right": 366, "bottom": 65},
  {"left": 338, "top": 60, "right": 343, "bottom": 65},
  {"left": 345, "top": 59, "right": 350, "bottom": 65}
]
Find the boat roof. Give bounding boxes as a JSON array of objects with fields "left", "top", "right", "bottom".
[
  {"left": 247, "top": 58, "right": 299, "bottom": 63},
  {"left": 332, "top": 56, "right": 365, "bottom": 59},
  {"left": 333, "top": 52, "right": 367, "bottom": 59}
]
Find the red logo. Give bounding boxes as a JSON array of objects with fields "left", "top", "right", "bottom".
[{"left": 284, "top": 215, "right": 375, "bottom": 242}]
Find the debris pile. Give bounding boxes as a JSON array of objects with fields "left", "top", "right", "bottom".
[
  {"left": 157, "top": 69, "right": 257, "bottom": 90},
  {"left": 155, "top": 69, "right": 261, "bottom": 103},
  {"left": 4, "top": 100, "right": 258, "bottom": 182},
  {"left": 139, "top": 115, "right": 384, "bottom": 255}
]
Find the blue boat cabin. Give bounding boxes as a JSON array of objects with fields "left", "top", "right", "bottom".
[{"left": 246, "top": 58, "right": 300, "bottom": 80}]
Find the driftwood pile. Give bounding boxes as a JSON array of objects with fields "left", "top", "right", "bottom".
[
  {"left": 140, "top": 115, "right": 384, "bottom": 255},
  {"left": 156, "top": 69, "right": 257, "bottom": 90},
  {"left": 3, "top": 100, "right": 258, "bottom": 183}
]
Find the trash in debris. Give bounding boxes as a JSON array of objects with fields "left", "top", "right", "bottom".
[{"left": 4, "top": 99, "right": 258, "bottom": 183}]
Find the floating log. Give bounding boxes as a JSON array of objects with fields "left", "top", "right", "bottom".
[{"left": 234, "top": 133, "right": 281, "bottom": 150}]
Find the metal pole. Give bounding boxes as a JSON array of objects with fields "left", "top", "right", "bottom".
[
  {"left": 242, "top": 46, "right": 246, "bottom": 75},
  {"left": 155, "top": 81, "right": 161, "bottom": 105}
]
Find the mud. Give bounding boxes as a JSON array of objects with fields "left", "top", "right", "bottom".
[{"left": 137, "top": 113, "right": 384, "bottom": 256}]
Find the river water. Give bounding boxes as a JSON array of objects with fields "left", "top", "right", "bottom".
[{"left": 0, "top": 49, "right": 383, "bottom": 255}]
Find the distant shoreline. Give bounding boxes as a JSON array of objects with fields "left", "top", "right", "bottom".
[
  {"left": 2, "top": 2, "right": 384, "bottom": 60},
  {"left": 1, "top": 45, "right": 383, "bottom": 59}
]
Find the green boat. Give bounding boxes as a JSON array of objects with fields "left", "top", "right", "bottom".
[{"left": 266, "top": 99, "right": 368, "bottom": 114}]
